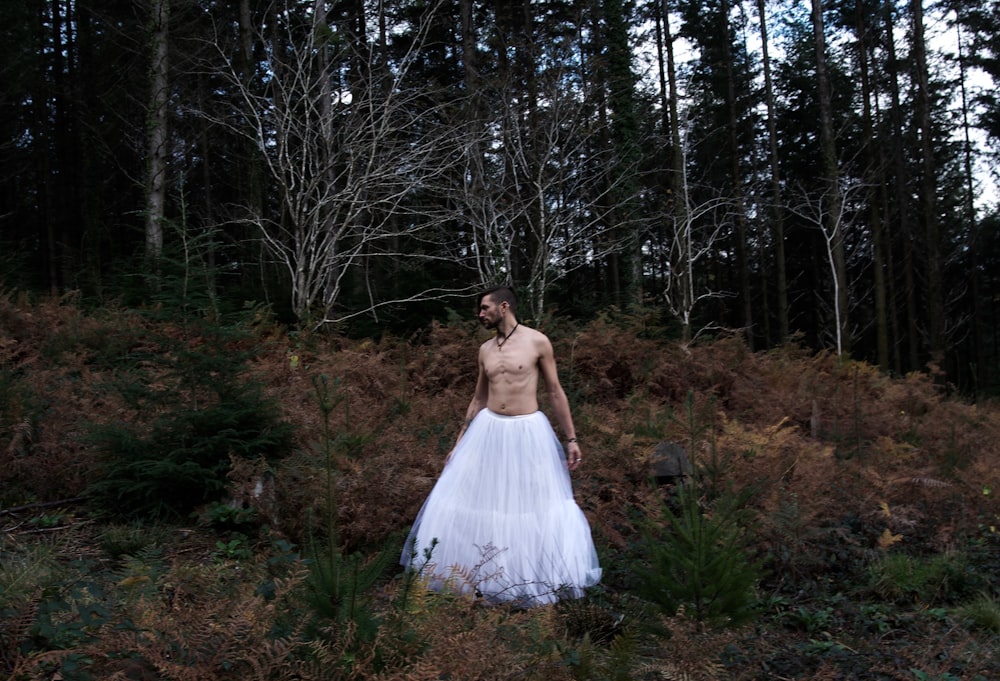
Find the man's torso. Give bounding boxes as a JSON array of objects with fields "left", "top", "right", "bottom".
[{"left": 480, "top": 327, "right": 541, "bottom": 415}]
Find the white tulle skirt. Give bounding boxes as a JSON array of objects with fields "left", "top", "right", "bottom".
[{"left": 401, "top": 409, "right": 602, "bottom": 605}]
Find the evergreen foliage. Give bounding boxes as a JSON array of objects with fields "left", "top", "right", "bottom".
[
  {"left": 85, "top": 250, "right": 294, "bottom": 520},
  {"left": 301, "top": 372, "right": 397, "bottom": 643},
  {"left": 86, "top": 387, "right": 293, "bottom": 520},
  {"left": 636, "top": 481, "right": 763, "bottom": 627},
  {"left": 304, "top": 541, "right": 399, "bottom": 642}
]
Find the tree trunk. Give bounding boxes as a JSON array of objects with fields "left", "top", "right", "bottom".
[
  {"left": 657, "top": 0, "right": 693, "bottom": 342},
  {"left": 144, "top": 0, "right": 170, "bottom": 261},
  {"left": 856, "top": 0, "right": 889, "bottom": 370},
  {"left": 757, "top": 0, "right": 788, "bottom": 343},
  {"left": 720, "top": 0, "right": 753, "bottom": 348},
  {"left": 237, "top": 0, "right": 265, "bottom": 286},
  {"left": 810, "top": 0, "right": 849, "bottom": 354},
  {"left": 912, "top": 0, "right": 945, "bottom": 363},
  {"left": 654, "top": 0, "right": 684, "bottom": 299},
  {"left": 955, "top": 17, "right": 984, "bottom": 392},
  {"left": 41, "top": 0, "right": 83, "bottom": 293},
  {"left": 41, "top": 0, "right": 61, "bottom": 294},
  {"left": 883, "top": 0, "right": 916, "bottom": 372},
  {"left": 602, "top": 0, "right": 641, "bottom": 308}
]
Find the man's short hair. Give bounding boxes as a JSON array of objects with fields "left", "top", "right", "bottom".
[{"left": 479, "top": 285, "right": 517, "bottom": 314}]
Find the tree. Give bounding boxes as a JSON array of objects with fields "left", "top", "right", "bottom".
[
  {"left": 911, "top": 0, "right": 945, "bottom": 362},
  {"left": 948, "top": 5, "right": 986, "bottom": 391},
  {"left": 881, "top": 0, "right": 920, "bottom": 371},
  {"left": 788, "top": 181, "right": 866, "bottom": 356},
  {"left": 756, "top": 0, "right": 789, "bottom": 343},
  {"left": 810, "top": 0, "right": 850, "bottom": 354},
  {"left": 464, "top": 69, "right": 641, "bottom": 318},
  {"left": 675, "top": 0, "right": 759, "bottom": 339},
  {"left": 601, "top": 0, "right": 645, "bottom": 308},
  {"left": 216, "top": 0, "right": 475, "bottom": 327},
  {"left": 144, "top": 0, "right": 170, "bottom": 261},
  {"left": 662, "top": 182, "right": 734, "bottom": 343},
  {"left": 846, "top": 0, "right": 890, "bottom": 369},
  {"left": 955, "top": 1, "right": 1000, "bottom": 142}
]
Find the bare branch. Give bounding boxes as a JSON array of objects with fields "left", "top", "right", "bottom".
[{"left": 205, "top": 0, "right": 478, "bottom": 326}]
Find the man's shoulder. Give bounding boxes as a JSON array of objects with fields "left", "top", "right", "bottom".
[{"left": 523, "top": 325, "right": 553, "bottom": 348}]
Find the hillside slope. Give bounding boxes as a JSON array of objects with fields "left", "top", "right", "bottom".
[{"left": 2, "top": 297, "right": 998, "bottom": 680}]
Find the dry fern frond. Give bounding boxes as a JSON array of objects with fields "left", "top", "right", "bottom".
[
  {"left": 634, "top": 611, "right": 739, "bottom": 681},
  {"left": 891, "top": 476, "right": 952, "bottom": 488},
  {"left": 0, "top": 602, "right": 39, "bottom": 676},
  {"left": 5, "top": 418, "right": 33, "bottom": 456},
  {"left": 635, "top": 659, "right": 727, "bottom": 681},
  {"left": 877, "top": 528, "right": 904, "bottom": 549},
  {"left": 81, "top": 562, "right": 315, "bottom": 681},
  {"left": 554, "top": 598, "right": 626, "bottom": 645}
]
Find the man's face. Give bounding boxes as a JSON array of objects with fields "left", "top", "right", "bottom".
[{"left": 478, "top": 295, "right": 504, "bottom": 329}]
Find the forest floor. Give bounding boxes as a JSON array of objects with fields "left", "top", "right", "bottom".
[{"left": 1, "top": 295, "right": 999, "bottom": 680}]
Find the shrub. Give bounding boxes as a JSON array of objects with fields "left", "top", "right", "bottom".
[
  {"left": 635, "top": 482, "right": 763, "bottom": 628},
  {"left": 86, "top": 318, "right": 294, "bottom": 520},
  {"left": 867, "top": 551, "right": 981, "bottom": 606},
  {"left": 957, "top": 592, "right": 1000, "bottom": 635}
]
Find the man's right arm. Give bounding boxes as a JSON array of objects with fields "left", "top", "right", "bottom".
[{"left": 449, "top": 346, "right": 489, "bottom": 458}]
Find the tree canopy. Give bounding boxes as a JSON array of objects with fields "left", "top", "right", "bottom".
[{"left": 2, "top": 0, "right": 999, "bottom": 392}]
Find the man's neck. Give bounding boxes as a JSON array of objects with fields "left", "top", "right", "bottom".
[{"left": 496, "top": 317, "right": 518, "bottom": 337}]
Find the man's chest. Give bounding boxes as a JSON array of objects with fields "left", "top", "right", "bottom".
[{"left": 483, "top": 349, "right": 537, "bottom": 383}]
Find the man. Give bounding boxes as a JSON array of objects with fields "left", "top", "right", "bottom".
[{"left": 402, "top": 286, "right": 601, "bottom": 605}]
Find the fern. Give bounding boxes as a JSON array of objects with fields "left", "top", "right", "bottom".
[{"left": 604, "top": 623, "right": 641, "bottom": 681}]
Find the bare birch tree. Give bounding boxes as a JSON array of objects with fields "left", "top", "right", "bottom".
[
  {"left": 448, "top": 68, "right": 642, "bottom": 319},
  {"left": 787, "top": 181, "right": 868, "bottom": 356},
  {"left": 660, "top": 126, "right": 733, "bottom": 344},
  {"left": 212, "top": 0, "right": 474, "bottom": 327},
  {"left": 810, "top": 0, "right": 850, "bottom": 352}
]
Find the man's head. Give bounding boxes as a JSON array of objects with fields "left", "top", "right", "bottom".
[{"left": 478, "top": 285, "right": 517, "bottom": 329}]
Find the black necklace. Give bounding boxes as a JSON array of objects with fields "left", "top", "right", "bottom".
[{"left": 496, "top": 323, "right": 519, "bottom": 350}]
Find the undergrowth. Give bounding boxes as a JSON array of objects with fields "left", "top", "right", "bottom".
[{"left": 0, "top": 294, "right": 998, "bottom": 680}]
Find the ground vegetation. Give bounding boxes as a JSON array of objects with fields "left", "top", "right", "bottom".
[{"left": 1, "top": 294, "right": 998, "bottom": 680}]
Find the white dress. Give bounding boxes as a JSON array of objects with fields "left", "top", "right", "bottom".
[{"left": 401, "top": 409, "right": 602, "bottom": 605}]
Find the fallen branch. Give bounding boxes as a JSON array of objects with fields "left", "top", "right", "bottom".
[{"left": 0, "top": 496, "right": 88, "bottom": 516}]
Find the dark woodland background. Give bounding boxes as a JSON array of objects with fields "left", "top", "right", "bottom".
[{"left": 3, "top": 0, "right": 1000, "bottom": 393}]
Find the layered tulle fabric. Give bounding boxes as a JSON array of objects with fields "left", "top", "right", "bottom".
[{"left": 401, "top": 409, "right": 602, "bottom": 605}]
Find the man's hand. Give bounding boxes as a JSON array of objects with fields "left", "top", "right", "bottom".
[{"left": 566, "top": 441, "right": 583, "bottom": 471}]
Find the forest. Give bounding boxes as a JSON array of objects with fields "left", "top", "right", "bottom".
[
  {"left": 2, "top": 0, "right": 1000, "bottom": 393},
  {"left": 2, "top": 2, "right": 1000, "bottom": 678}
]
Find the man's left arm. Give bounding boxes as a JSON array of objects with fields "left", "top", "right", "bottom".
[{"left": 538, "top": 335, "right": 582, "bottom": 471}]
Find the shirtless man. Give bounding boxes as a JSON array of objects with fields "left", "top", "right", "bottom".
[
  {"left": 452, "top": 285, "right": 582, "bottom": 470},
  {"left": 402, "top": 285, "right": 600, "bottom": 605}
]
